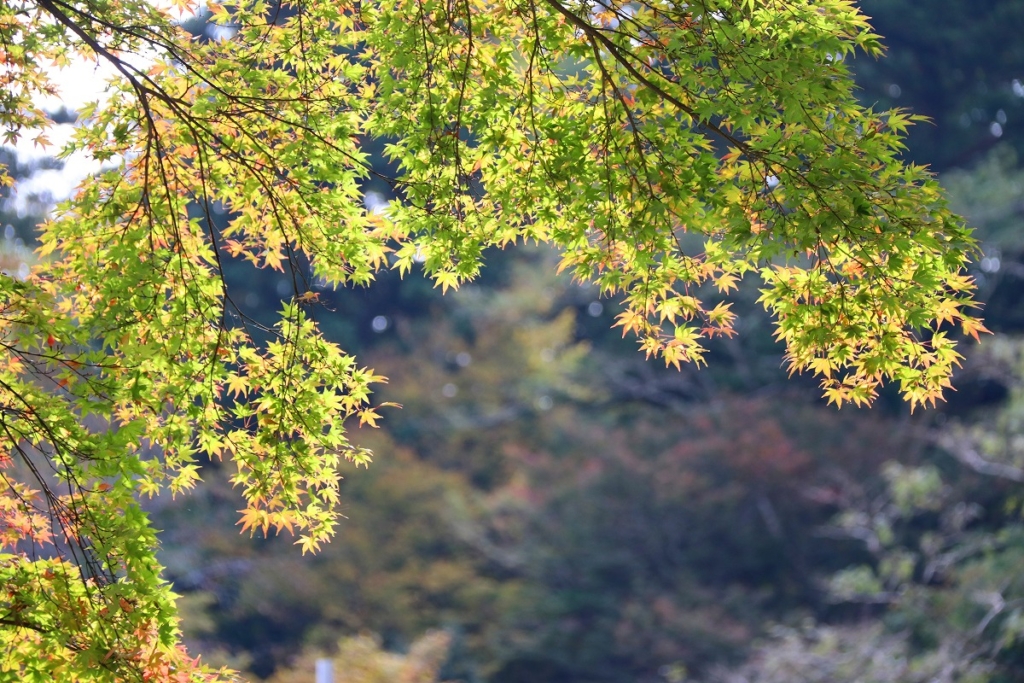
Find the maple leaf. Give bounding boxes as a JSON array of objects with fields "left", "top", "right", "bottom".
[
  {"left": 237, "top": 506, "right": 270, "bottom": 537},
  {"left": 263, "top": 249, "right": 286, "bottom": 272},
  {"left": 226, "top": 374, "right": 248, "bottom": 398},
  {"left": 359, "top": 409, "right": 381, "bottom": 428}
]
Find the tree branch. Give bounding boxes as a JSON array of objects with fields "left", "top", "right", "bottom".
[
  {"left": 936, "top": 433, "right": 1024, "bottom": 484},
  {"left": 538, "top": 0, "right": 756, "bottom": 157}
]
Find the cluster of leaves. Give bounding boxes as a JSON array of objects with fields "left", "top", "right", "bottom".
[
  {"left": 0, "top": 0, "right": 985, "bottom": 677},
  {"left": 370, "top": 0, "right": 982, "bottom": 406}
]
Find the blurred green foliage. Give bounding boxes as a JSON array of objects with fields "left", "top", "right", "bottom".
[{"left": 153, "top": 250, "right": 917, "bottom": 681}]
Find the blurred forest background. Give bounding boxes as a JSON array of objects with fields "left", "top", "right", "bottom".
[{"left": 4, "top": 1, "right": 1024, "bottom": 681}]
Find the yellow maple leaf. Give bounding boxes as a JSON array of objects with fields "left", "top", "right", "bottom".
[{"left": 264, "top": 249, "right": 286, "bottom": 272}]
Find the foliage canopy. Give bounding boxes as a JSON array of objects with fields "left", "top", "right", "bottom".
[{"left": 0, "top": 0, "right": 983, "bottom": 678}]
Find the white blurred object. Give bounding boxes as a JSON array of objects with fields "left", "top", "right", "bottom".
[{"left": 315, "top": 658, "right": 334, "bottom": 683}]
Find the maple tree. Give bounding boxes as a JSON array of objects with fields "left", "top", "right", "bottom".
[{"left": 0, "top": 0, "right": 985, "bottom": 679}]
